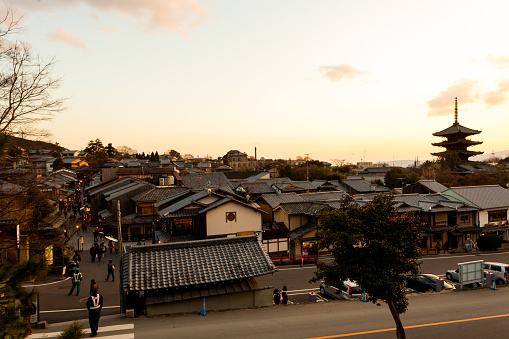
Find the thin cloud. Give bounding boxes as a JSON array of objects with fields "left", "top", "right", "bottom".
[
  {"left": 319, "top": 64, "right": 365, "bottom": 82},
  {"left": 426, "top": 80, "right": 480, "bottom": 117},
  {"left": 486, "top": 54, "right": 509, "bottom": 68},
  {"left": 485, "top": 80, "right": 509, "bottom": 106},
  {"left": 47, "top": 28, "right": 86, "bottom": 49},
  {"left": 17, "top": 0, "right": 207, "bottom": 36}
]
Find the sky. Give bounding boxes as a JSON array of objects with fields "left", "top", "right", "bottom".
[{"left": 9, "top": 0, "right": 509, "bottom": 163}]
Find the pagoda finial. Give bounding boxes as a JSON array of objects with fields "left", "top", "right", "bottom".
[{"left": 454, "top": 97, "right": 458, "bottom": 124}]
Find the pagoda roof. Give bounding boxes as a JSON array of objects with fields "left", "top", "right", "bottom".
[
  {"left": 432, "top": 140, "right": 483, "bottom": 147},
  {"left": 433, "top": 122, "right": 481, "bottom": 137},
  {"left": 431, "top": 150, "right": 483, "bottom": 157}
]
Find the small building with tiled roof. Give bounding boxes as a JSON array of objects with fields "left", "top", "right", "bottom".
[
  {"left": 402, "top": 180, "right": 448, "bottom": 195},
  {"left": 338, "top": 178, "right": 389, "bottom": 194},
  {"left": 441, "top": 185, "right": 509, "bottom": 241},
  {"left": 122, "top": 235, "right": 275, "bottom": 315}
]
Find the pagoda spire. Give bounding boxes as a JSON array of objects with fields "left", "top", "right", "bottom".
[{"left": 454, "top": 97, "right": 458, "bottom": 124}]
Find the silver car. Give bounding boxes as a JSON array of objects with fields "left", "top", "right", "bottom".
[{"left": 319, "top": 279, "right": 362, "bottom": 299}]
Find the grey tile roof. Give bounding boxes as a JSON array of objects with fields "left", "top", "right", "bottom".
[
  {"left": 123, "top": 235, "right": 275, "bottom": 291},
  {"left": 277, "top": 201, "right": 328, "bottom": 215},
  {"left": 299, "top": 191, "right": 346, "bottom": 202},
  {"left": 182, "top": 172, "right": 233, "bottom": 192},
  {"left": 105, "top": 182, "right": 149, "bottom": 201},
  {"left": 157, "top": 191, "right": 209, "bottom": 217},
  {"left": 236, "top": 182, "right": 275, "bottom": 195},
  {"left": 433, "top": 122, "right": 481, "bottom": 136},
  {"left": 132, "top": 187, "right": 190, "bottom": 203},
  {"left": 259, "top": 193, "right": 304, "bottom": 209},
  {"left": 289, "top": 222, "right": 318, "bottom": 241},
  {"left": 414, "top": 180, "right": 448, "bottom": 193},
  {"left": 446, "top": 185, "right": 509, "bottom": 209}
]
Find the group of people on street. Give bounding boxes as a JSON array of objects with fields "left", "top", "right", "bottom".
[{"left": 273, "top": 286, "right": 289, "bottom": 305}]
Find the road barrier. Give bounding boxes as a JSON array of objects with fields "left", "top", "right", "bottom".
[{"left": 270, "top": 255, "right": 317, "bottom": 265}]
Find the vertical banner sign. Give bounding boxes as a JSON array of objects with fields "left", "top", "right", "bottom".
[{"left": 45, "top": 245, "right": 54, "bottom": 265}]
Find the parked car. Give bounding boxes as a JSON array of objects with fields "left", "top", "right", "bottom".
[
  {"left": 319, "top": 279, "right": 362, "bottom": 299},
  {"left": 483, "top": 262, "right": 509, "bottom": 285},
  {"left": 405, "top": 274, "right": 455, "bottom": 292}
]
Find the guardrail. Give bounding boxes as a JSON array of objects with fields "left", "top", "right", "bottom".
[
  {"left": 420, "top": 247, "right": 437, "bottom": 254},
  {"left": 270, "top": 255, "right": 317, "bottom": 265}
]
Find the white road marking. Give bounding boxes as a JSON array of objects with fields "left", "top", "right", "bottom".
[
  {"left": 28, "top": 324, "right": 134, "bottom": 338},
  {"left": 40, "top": 305, "right": 120, "bottom": 313},
  {"left": 23, "top": 277, "right": 70, "bottom": 287}
]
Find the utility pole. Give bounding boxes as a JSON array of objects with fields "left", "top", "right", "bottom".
[
  {"left": 117, "top": 200, "right": 125, "bottom": 314},
  {"left": 304, "top": 154, "right": 309, "bottom": 193}
]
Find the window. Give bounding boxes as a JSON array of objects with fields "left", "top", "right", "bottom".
[
  {"left": 459, "top": 214, "right": 470, "bottom": 224},
  {"left": 488, "top": 210, "right": 507, "bottom": 222}
]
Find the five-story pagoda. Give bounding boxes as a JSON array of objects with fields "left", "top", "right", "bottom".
[{"left": 431, "top": 97, "right": 483, "bottom": 161}]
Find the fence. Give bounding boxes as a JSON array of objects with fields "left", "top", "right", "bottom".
[{"left": 270, "top": 254, "right": 317, "bottom": 265}]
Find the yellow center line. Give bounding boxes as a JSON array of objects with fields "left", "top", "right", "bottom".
[{"left": 307, "top": 313, "right": 509, "bottom": 338}]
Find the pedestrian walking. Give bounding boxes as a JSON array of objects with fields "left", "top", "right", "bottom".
[
  {"left": 68, "top": 267, "right": 83, "bottom": 296},
  {"left": 114, "top": 242, "right": 119, "bottom": 254},
  {"left": 108, "top": 240, "right": 114, "bottom": 254},
  {"left": 90, "top": 245, "right": 97, "bottom": 263},
  {"left": 436, "top": 239, "right": 442, "bottom": 254},
  {"left": 79, "top": 236, "right": 84, "bottom": 251},
  {"left": 86, "top": 287, "right": 103, "bottom": 337},
  {"left": 93, "top": 228, "right": 99, "bottom": 242},
  {"left": 105, "top": 259, "right": 115, "bottom": 282},
  {"left": 443, "top": 240, "right": 449, "bottom": 253},
  {"left": 281, "top": 286, "right": 288, "bottom": 305},
  {"left": 98, "top": 242, "right": 106, "bottom": 262},
  {"left": 72, "top": 251, "right": 81, "bottom": 267},
  {"left": 90, "top": 279, "right": 99, "bottom": 295}
]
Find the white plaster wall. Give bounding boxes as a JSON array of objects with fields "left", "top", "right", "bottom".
[{"left": 206, "top": 201, "right": 262, "bottom": 236}]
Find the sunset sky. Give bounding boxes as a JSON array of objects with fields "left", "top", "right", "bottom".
[{"left": 11, "top": 0, "right": 509, "bottom": 163}]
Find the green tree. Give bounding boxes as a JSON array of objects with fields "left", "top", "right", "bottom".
[
  {"left": 313, "top": 194, "right": 424, "bottom": 339},
  {"left": 385, "top": 167, "right": 408, "bottom": 189},
  {"left": 83, "top": 139, "right": 104, "bottom": 157},
  {"left": 0, "top": 257, "right": 48, "bottom": 337},
  {"left": 406, "top": 172, "right": 421, "bottom": 185},
  {"left": 279, "top": 164, "right": 293, "bottom": 178},
  {"left": 440, "top": 151, "right": 462, "bottom": 170},
  {"left": 53, "top": 157, "right": 64, "bottom": 171},
  {"left": 104, "top": 143, "right": 116, "bottom": 157}
]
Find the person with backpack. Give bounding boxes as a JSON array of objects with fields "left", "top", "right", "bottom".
[
  {"left": 68, "top": 267, "right": 83, "bottom": 296},
  {"left": 105, "top": 259, "right": 115, "bottom": 282}
]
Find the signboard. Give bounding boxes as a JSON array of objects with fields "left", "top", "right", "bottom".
[
  {"left": 44, "top": 245, "right": 54, "bottom": 266},
  {"left": 236, "top": 231, "right": 255, "bottom": 236},
  {"left": 458, "top": 260, "right": 484, "bottom": 288}
]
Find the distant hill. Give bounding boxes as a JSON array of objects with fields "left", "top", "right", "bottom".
[
  {"left": 12, "top": 137, "right": 65, "bottom": 152},
  {"left": 472, "top": 150, "right": 509, "bottom": 161}
]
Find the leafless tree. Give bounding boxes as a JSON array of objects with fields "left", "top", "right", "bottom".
[{"left": 0, "top": 5, "right": 64, "bottom": 141}]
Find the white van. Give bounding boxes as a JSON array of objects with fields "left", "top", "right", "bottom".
[
  {"left": 319, "top": 279, "right": 362, "bottom": 299},
  {"left": 484, "top": 262, "right": 509, "bottom": 285}
]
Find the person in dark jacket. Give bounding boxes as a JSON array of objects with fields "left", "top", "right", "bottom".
[
  {"left": 281, "top": 286, "right": 289, "bottom": 304},
  {"left": 86, "top": 287, "right": 103, "bottom": 336},
  {"left": 273, "top": 288, "right": 281, "bottom": 305},
  {"left": 90, "top": 279, "right": 99, "bottom": 295},
  {"left": 105, "top": 259, "right": 115, "bottom": 282},
  {"left": 90, "top": 245, "right": 97, "bottom": 263}
]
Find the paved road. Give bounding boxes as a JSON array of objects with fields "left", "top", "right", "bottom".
[{"left": 29, "top": 286, "right": 509, "bottom": 338}]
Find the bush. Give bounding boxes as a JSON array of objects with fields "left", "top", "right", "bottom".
[
  {"left": 57, "top": 321, "right": 85, "bottom": 339},
  {"left": 477, "top": 235, "right": 502, "bottom": 251}
]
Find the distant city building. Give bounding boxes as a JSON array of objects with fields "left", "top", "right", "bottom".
[
  {"left": 225, "top": 150, "right": 256, "bottom": 170},
  {"left": 431, "top": 98, "right": 483, "bottom": 161}
]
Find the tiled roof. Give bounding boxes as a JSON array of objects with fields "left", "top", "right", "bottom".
[
  {"left": 289, "top": 223, "right": 318, "bottom": 241},
  {"left": 157, "top": 191, "right": 209, "bottom": 217},
  {"left": 414, "top": 180, "right": 448, "bottom": 193},
  {"left": 123, "top": 235, "right": 275, "bottom": 291},
  {"left": 433, "top": 122, "right": 481, "bottom": 136},
  {"left": 182, "top": 172, "right": 234, "bottom": 193},
  {"left": 299, "top": 191, "right": 346, "bottom": 202},
  {"left": 132, "top": 187, "right": 190, "bottom": 203},
  {"left": 236, "top": 182, "right": 275, "bottom": 195},
  {"left": 444, "top": 185, "right": 509, "bottom": 209},
  {"left": 259, "top": 193, "right": 304, "bottom": 209},
  {"left": 277, "top": 201, "right": 328, "bottom": 215},
  {"left": 105, "top": 182, "right": 149, "bottom": 201}
]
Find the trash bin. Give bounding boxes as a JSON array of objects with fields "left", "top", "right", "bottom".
[
  {"left": 436, "top": 278, "right": 444, "bottom": 292},
  {"left": 486, "top": 272, "right": 494, "bottom": 288},
  {"left": 308, "top": 292, "right": 317, "bottom": 303}
]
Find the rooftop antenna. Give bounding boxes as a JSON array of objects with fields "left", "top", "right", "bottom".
[{"left": 454, "top": 97, "right": 458, "bottom": 124}]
